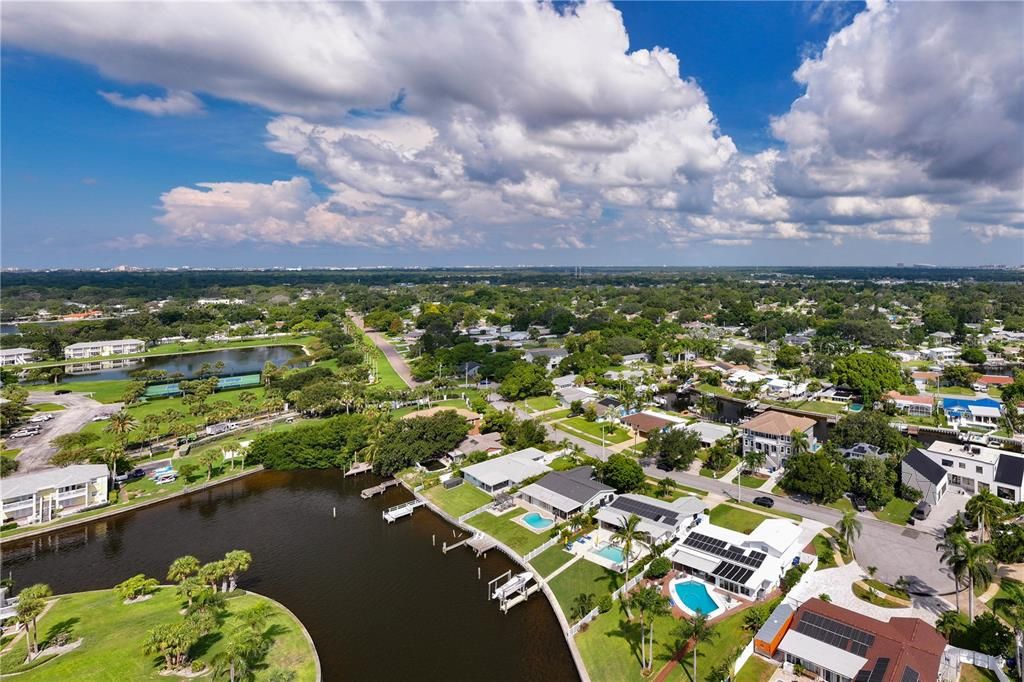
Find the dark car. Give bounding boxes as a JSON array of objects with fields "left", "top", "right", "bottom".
[
  {"left": 911, "top": 500, "right": 932, "bottom": 521},
  {"left": 851, "top": 495, "right": 868, "bottom": 512},
  {"left": 752, "top": 496, "right": 774, "bottom": 508}
]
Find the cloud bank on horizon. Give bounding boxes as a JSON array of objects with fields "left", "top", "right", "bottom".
[{"left": 4, "top": 0, "right": 1023, "bottom": 257}]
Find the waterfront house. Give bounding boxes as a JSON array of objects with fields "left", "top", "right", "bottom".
[
  {"left": 516, "top": 466, "right": 614, "bottom": 520},
  {"left": 451, "top": 432, "right": 503, "bottom": 460},
  {"left": 884, "top": 391, "right": 935, "bottom": 417},
  {"left": 924, "top": 346, "right": 959, "bottom": 364},
  {"left": 595, "top": 493, "right": 706, "bottom": 545},
  {"left": 740, "top": 410, "right": 817, "bottom": 471},
  {"left": 461, "top": 447, "right": 550, "bottom": 494},
  {"left": 940, "top": 396, "right": 1003, "bottom": 428},
  {"left": 621, "top": 410, "right": 684, "bottom": 437},
  {"left": 1, "top": 464, "right": 109, "bottom": 526},
  {"left": 770, "top": 598, "right": 946, "bottom": 682},
  {"left": 0, "top": 347, "right": 36, "bottom": 366},
  {"left": 901, "top": 449, "right": 949, "bottom": 506},
  {"left": 668, "top": 517, "right": 803, "bottom": 600},
  {"left": 64, "top": 338, "right": 145, "bottom": 359}
]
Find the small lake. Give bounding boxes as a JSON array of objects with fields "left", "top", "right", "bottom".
[
  {"left": 1, "top": 470, "right": 578, "bottom": 681},
  {"left": 60, "top": 346, "right": 305, "bottom": 382}
]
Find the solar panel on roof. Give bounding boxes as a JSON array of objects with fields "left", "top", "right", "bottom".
[
  {"left": 900, "top": 667, "right": 920, "bottom": 682},
  {"left": 681, "top": 533, "right": 765, "bottom": 568},
  {"left": 612, "top": 497, "right": 679, "bottom": 524},
  {"left": 868, "top": 658, "right": 890, "bottom": 682},
  {"left": 711, "top": 560, "right": 754, "bottom": 584},
  {"left": 794, "top": 611, "right": 875, "bottom": 657}
]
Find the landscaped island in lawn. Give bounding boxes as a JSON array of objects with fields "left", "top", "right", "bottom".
[{"left": 0, "top": 587, "right": 318, "bottom": 681}]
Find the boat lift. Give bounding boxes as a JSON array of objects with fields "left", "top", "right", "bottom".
[{"left": 487, "top": 570, "right": 540, "bottom": 612}]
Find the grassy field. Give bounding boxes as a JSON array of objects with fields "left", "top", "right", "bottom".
[
  {"left": 731, "top": 500, "right": 802, "bottom": 523},
  {"left": 467, "top": 508, "right": 554, "bottom": 555},
  {"left": 31, "top": 380, "right": 132, "bottom": 404},
  {"left": 78, "top": 387, "right": 269, "bottom": 448},
  {"left": 557, "top": 417, "right": 631, "bottom": 444},
  {"left": 422, "top": 482, "right": 492, "bottom": 517},
  {"left": 812, "top": 534, "right": 837, "bottom": 569},
  {"left": 873, "top": 497, "right": 915, "bottom": 525},
  {"left": 530, "top": 546, "right": 575, "bottom": 577},
  {"left": 959, "top": 664, "right": 1000, "bottom": 682},
  {"left": 853, "top": 583, "right": 904, "bottom": 608},
  {"left": 0, "top": 588, "right": 317, "bottom": 681},
  {"left": 735, "top": 654, "right": 776, "bottom": 682},
  {"left": 30, "top": 402, "right": 65, "bottom": 412},
  {"left": 522, "top": 395, "right": 559, "bottom": 411},
  {"left": 390, "top": 399, "right": 467, "bottom": 418},
  {"left": 351, "top": 326, "right": 407, "bottom": 389},
  {"left": 548, "top": 558, "right": 624, "bottom": 613},
  {"left": 699, "top": 454, "right": 738, "bottom": 479},
  {"left": 737, "top": 474, "right": 768, "bottom": 489},
  {"left": 708, "top": 504, "right": 770, "bottom": 534}
]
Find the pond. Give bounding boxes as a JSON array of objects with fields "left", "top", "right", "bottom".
[
  {"left": 1, "top": 470, "right": 578, "bottom": 682},
  {"left": 59, "top": 345, "right": 305, "bottom": 382}
]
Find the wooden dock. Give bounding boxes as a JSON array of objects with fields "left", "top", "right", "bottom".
[
  {"left": 467, "top": 535, "right": 497, "bottom": 557},
  {"left": 382, "top": 499, "right": 424, "bottom": 523},
  {"left": 361, "top": 479, "right": 401, "bottom": 498},
  {"left": 345, "top": 461, "right": 372, "bottom": 477}
]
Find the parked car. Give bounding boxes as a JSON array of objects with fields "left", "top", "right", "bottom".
[
  {"left": 752, "top": 496, "right": 775, "bottom": 508},
  {"left": 911, "top": 500, "right": 932, "bottom": 521},
  {"left": 851, "top": 495, "right": 868, "bottom": 512}
]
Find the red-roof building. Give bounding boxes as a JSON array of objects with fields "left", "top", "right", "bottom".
[{"left": 977, "top": 375, "right": 1013, "bottom": 386}]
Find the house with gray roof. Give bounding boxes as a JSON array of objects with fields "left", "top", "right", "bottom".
[
  {"left": 516, "top": 466, "right": 614, "bottom": 519},
  {"left": 901, "top": 448, "right": 949, "bottom": 506},
  {"left": 461, "top": 447, "right": 550, "bottom": 493}
]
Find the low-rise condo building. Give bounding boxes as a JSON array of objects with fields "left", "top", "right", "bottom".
[
  {"left": 0, "top": 347, "right": 36, "bottom": 366},
  {"left": 1, "top": 464, "right": 109, "bottom": 525},
  {"left": 64, "top": 338, "right": 145, "bottom": 359}
]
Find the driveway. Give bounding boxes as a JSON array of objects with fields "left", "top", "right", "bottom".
[
  {"left": 12, "top": 392, "right": 121, "bottom": 473},
  {"left": 348, "top": 312, "right": 419, "bottom": 388}
]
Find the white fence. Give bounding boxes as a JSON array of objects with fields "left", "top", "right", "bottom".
[
  {"left": 611, "top": 573, "right": 646, "bottom": 601},
  {"left": 523, "top": 534, "right": 561, "bottom": 562},
  {"left": 946, "top": 646, "right": 1008, "bottom": 682},
  {"left": 567, "top": 606, "right": 601, "bottom": 637},
  {"left": 733, "top": 640, "right": 755, "bottom": 677},
  {"left": 458, "top": 503, "right": 493, "bottom": 524}
]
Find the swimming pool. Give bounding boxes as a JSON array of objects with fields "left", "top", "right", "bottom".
[
  {"left": 522, "top": 512, "right": 554, "bottom": 530},
  {"left": 593, "top": 543, "right": 626, "bottom": 563},
  {"left": 669, "top": 578, "right": 724, "bottom": 618}
]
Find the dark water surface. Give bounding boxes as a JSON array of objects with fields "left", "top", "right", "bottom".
[
  {"left": 61, "top": 346, "right": 304, "bottom": 382},
  {"left": 1, "top": 470, "right": 578, "bottom": 682}
]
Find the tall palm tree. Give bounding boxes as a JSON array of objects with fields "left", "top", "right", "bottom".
[
  {"left": 105, "top": 411, "right": 137, "bottom": 446},
  {"left": 960, "top": 538, "right": 996, "bottom": 621},
  {"left": 936, "top": 529, "right": 968, "bottom": 613},
  {"left": 789, "top": 429, "right": 810, "bottom": 457},
  {"left": 674, "top": 612, "right": 719, "bottom": 682},
  {"left": 223, "top": 550, "right": 252, "bottom": 592},
  {"left": 102, "top": 445, "right": 124, "bottom": 481},
  {"left": 15, "top": 584, "right": 52, "bottom": 659},
  {"left": 197, "top": 449, "right": 220, "bottom": 482},
  {"left": 992, "top": 581, "right": 1024, "bottom": 675},
  {"left": 965, "top": 489, "right": 1005, "bottom": 542},
  {"left": 836, "top": 511, "right": 862, "bottom": 558},
  {"left": 612, "top": 514, "right": 647, "bottom": 619},
  {"left": 630, "top": 587, "right": 659, "bottom": 672},
  {"left": 167, "top": 555, "right": 201, "bottom": 584},
  {"left": 644, "top": 588, "right": 671, "bottom": 673}
]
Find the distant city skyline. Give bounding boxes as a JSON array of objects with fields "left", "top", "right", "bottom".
[{"left": 2, "top": 1, "right": 1022, "bottom": 268}]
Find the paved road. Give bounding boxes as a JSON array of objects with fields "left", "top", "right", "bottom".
[
  {"left": 13, "top": 392, "right": 121, "bottom": 473},
  {"left": 348, "top": 312, "right": 419, "bottom": 388}
]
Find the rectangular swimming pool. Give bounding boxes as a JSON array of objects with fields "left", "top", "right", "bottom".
[{"left": 593, "top": 543, "right": 625, "bottom": 563}]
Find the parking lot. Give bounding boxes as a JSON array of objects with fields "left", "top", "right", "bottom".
[{"left": 10, "top": 392, "right": 122, "bottom": 473}]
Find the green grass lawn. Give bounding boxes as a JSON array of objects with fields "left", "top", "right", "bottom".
[
  {"left": 959, "top": 664, "right": 1000, "bottom": 682},
  {"left": 864, "top": 579, "right": 909, "bottom": 600},
  {"left": 79, "top": 387, "right": 269, "bottom": 448},
  {"left": 695, "top": 383, "right": 732, "bottom": 398},
  {"left": 550, "top": 456, "right": 580, "bottom": 471},
  {"left": 812, "top": 534, "right": 837, "bottom": 569},
  {"left": 988, "top": 578, "right": 1021, "bottom": 623},
  {"left": 422, "top": 482, "right": 492, "bottom": 517},
  {"left": 31, "top": 380, "right": 133, "bottom": 404},
  {"left": 731, "top": 500, "right": 802, "bottom": 523},
  {"left": 935, "top": 386, "right": 976, "bottom": 396},
  {"left": 557, "top": 417, "right": 631, "bottom": 444},
  {"left": 390, "top": 399, "right": 467, "bottom": 418},
  {"left": 541, "top": 408, "right": 572, "bottom": 422},
  {"left": 645, "top": 478, "right": 707, "bottom": 499},
  {"left": 2, "top": 448, "right": 21, "bottom": 459},
  {"left": 0, "top": 588, "right": 316, "bottom": 681},
  {"left": 873, "top": 497, "right": 915, "bottom": 525},
  {"left": 708, "top": 504, "right": 770, "bottom": 534},
  {"left": 467, "top": 508, "right": 554, "bottom": 555},
  {"left": 351, "top": 326, "right": 407, "bottom": 389},
  {"left": 30, "top": 402, "right": 65, "bottom": 412},
  {"left": 735, "top": 654, "right": 776, "bottom": 682},
  {"left": 699, "top": 454, "right": 737, "bottom": 479},
  {"left": 523, "top": 395, "right": 559, "bottom": 411},
  {"left": 852, "top": 583, "right": 904, "bottom": 608},
  {"left": 530, "top": 546, "right": 575, "bottom": 578},
  {"left": 548, "top": 558, "right": 625, "bottom": 613},
  {"left": 737, "top": 474, "right": 768, "bottom": 489}
]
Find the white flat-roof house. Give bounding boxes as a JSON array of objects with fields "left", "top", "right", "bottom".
[
  {"left": 0, "top": 348, "right": 36, "bottom": 366},
  {"left": 679, "top": 421, "right": 734, "bottom": 447},
  {"left": 461, "top": 447, "right": 551, "bottom": 494},
  {"left": 64, "top": 338, "right": 145, "bottom": 359},
  {"left": 669, "top": 517, "right": 803, "bottom": 600},
  {"left": 918, "top": 440, "right": 1024, "bottom": 502},
  {"left": 522, "top": 347, "right": 568, "bottom": 371},
  {"left": 1, "top": 464, "right": 109, "bottom": 525},
  {"left": 595, "top": 493, "right": 707, "bottom": 545},
  {"left": 741, "top": 410, "right": 817, "bottom": 471},
  {"left": 517, "top": 466, "right": 614, "bottom": 519},
  {"left": 924, "top": 346, "right": 958, "bottom": 363}
]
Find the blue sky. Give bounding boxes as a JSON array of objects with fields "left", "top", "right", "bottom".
[{"left": 2, "top": 1, "right": 1021, "bottom": 268}]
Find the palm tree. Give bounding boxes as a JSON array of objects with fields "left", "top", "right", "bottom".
[
  {"left": 102, "top": 445, "right": 124, "bottom": 481},
  {"left": 612, "top": 514, "right": 647, "bottom": 618},
  {"left": 570, "top": 592, "right": 596, "bottom": 621},
  {"left": 937, "top": 528, "right": 968, "bottom": 613},
  {"left": 223, "top": 550, "right": 252, "bottom": 592},
  {"left": 212, "top": 634, "right": 256, "bottom": 682},
  {"left": 960, "top": 538, "right": 996, "bottom": 621},
  {"left": 15, "top": 584, "right": 52, "bottom": 659},
  {"left": 167, "top": 555, "right": 201, "bottom": 584},
  {"left": 105, "top": 410, "right": 137, "bottom": 446},
  {"left": 631, "top": 586, "right": 670, "bottom": 672},
  {"left": 935, "top": 610, "right": 962, "bottom": 643},
  {"left": 176, "top": 576, "right": 205, "bottom": 610},
  {"left": 198, "top": 449, "right": 220, "bottom": 482},
  {"left": 674, "top": 612, "right": 719, "bottom": 682},
  {"left": 836, "top": 511, "right": 862, "bottom": 559},
  {"left": 965, "top": 489, "right": 1005, "bottom": 542},
  {"left": 198, "top": 561, "right": 227, "bottom": 592},
  {"left": 789, "top": 429, "right": 810, "bottom": 457},
  {"left": 992, "top": 581, "right": 1024, "bottom": 675},
  {"left": 631, "top": 587, "right": 657, "bottom": 672}
]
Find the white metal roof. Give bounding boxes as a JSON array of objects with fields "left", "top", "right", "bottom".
[
  {"left": 2, "top": 464, "right": 108, "bottom": 499},
  {"left": 0, "top": 348, "right": 35, "bottom": 356},
  {"left": 461, "top": 448, "right": 550, "bottom": 487},
  {"left": 64, "top": 338, "right": 145, "bottom": 350},
  {"left": 778, "top": 629, "right": 867, "bottom": 678}
]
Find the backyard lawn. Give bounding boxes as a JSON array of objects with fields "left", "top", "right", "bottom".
[
  {"left": 0, "top": 588, "right": 317, "bottom": 681},
  {"left": 523, "top": 395, "right": 559, "bottom": 411},
  {"left": 557, "top": 417, "right": 631, "bottom": 444},
  {"left": 873, "top": 497, "right": 915, "bottom": 525},
  {"left": 422, "top": 482, "right": 492, "bottom": 517},
  {"left": 530, "top": 546, "right": 575, "bottom": 577},
  {"left": 735, "top": 654, "right": 777, "bottom": 682},
  {"left": 708, "top": 504, "right": 770, "bottom": 534},
  {"left": 549, "top": 558, "right": 625, "bottom": 613},
  {"left": 467, "top": 508, "right": 554, "bottom": 555}
]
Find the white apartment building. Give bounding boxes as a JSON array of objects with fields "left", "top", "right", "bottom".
[
  {"left": 919, "top": 440, "right": 1024, "bottom": 502},
  {"left": 924, "top": 346, "right": 959, "bottom": 363},
  {"left": 1, "top": 464, "right": 109, "bottom": 525},
  {"left": 741, "top": 410, "right": 817, "bottom": 471},
  {"left": 64, "top": 338, "right": 146, "bottom": 359},
  {"left": 0, "top": 347, "right": 36, "bottom": 366}
]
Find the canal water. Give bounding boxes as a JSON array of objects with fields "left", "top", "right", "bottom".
[
  {"left": 1, "top": 470, "right": 578, "bottom": 682},
  {"left": 60, "top": 346, "right": 305, "bottom": 382}
]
